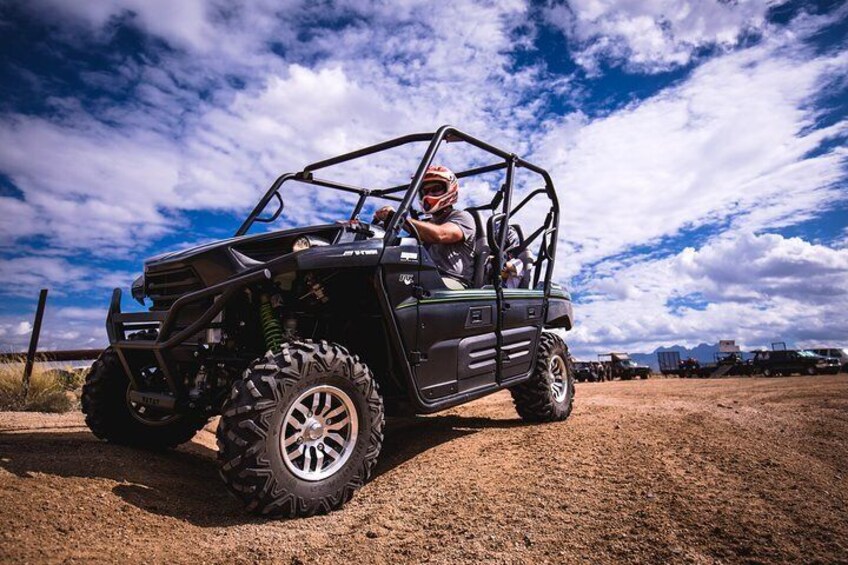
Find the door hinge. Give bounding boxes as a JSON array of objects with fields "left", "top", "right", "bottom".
[
  {"left": 409, "top": 351, "right": 428, "bottom": 366},
  {"left": 412, "top": 285, "right": 429, "bottom": 299}
]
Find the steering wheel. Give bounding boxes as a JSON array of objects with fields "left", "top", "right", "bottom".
[{"left": 373, "top": 207, "right": 425, "bottom": 243}]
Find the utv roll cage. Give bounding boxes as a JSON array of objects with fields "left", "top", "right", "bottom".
[
  {"left": 237, "top": 125, "right": 560, "bottom": 294},
  {"left": 106, "top": 125, "right": 562, "bottom": 407}
]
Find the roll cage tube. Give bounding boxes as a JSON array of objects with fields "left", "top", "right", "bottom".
[{"left": 233, "top": 125, "right": 560, "bottom": 296}]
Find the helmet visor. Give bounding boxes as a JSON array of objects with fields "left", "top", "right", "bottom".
[{"left": 420, "top": 180, "right": 447, "bottom": 197}]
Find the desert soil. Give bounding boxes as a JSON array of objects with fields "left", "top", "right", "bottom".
[{"left": 1, "top": 375, "right": 847, "bottom": 564}]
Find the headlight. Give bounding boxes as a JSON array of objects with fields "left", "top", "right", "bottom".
[
  {"left": 292, "top": 235, "right": 329, "bottom": 252},
  {"left": 131, "top": 274, "right": 146, "bottom": 305}
]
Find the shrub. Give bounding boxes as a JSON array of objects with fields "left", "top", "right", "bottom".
[{"left": 0, "top": 363, "right": 76, "bottom": 413}]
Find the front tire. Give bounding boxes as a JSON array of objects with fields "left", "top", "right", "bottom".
[
  {"left": 82, "top": 349, "right": 207, "bottom": 449},
  {"left": 217, "top": 340, "right": 384, "bottom": 517},
  {"left": 510, "top": 332, "right": 575, "bottom": 422}
]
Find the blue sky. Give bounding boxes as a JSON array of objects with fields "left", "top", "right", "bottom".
[{"left": 0, "top": 0, "right": 846, "bottom": 358}]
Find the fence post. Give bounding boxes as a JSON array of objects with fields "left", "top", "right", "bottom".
[{"left": 22, "top": 289, "right": 48, "bottom": 401}]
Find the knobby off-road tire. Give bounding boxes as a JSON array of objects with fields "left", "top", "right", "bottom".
[
  {"left": 217, "top": 340, "right": 384, "bottom": 517},
  {"left": 510, "top": 332, "right": 575, "bottom": 423},
  {"left": 82, "top": 349, "right": 207, "bottom": 449}
]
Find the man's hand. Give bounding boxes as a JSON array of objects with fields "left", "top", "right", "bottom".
[{"left": 372, "top": 205, "right": 395, "bottom": 225}]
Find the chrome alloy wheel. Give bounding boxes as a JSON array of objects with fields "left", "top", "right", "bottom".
[
  {"left": 281, "top": 385, "right": 359, "bottom": 481},
  {"left": 549, "top": 355, "right": 569, "bottom": 403}
]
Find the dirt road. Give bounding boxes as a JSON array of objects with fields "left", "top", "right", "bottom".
[{"left": 1, "top": 375, "right": 846, "bottom": 564}]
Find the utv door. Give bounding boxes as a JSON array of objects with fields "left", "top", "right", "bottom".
[
  {"left": 409, "top": 288, "right": 545, "bottom": 399},
  {"left": 497, "top": 288, "right": 545, "bottom": 380},
  {"left": 381, "top": 244, "right": 500, "bottom": 402}
]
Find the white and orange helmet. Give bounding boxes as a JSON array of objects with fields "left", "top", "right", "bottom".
[{"left": 419, "top": 165, "right": 459, "bottom": 214}]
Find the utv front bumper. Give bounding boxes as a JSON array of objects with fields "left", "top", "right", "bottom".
[{"left": 105, "top": 268, "right": 271, "bottom": 398}]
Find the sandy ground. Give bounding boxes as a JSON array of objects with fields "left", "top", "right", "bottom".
[{"left": 1, "top": 375, "right": 846, "bottom": 564}]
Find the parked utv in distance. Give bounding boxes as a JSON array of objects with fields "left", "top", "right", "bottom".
[
  {"left": 574, "top": 361, "right": 602, "bottom": 383},
  {"left": 82, "top": 126, "right": 574, "bottom": 518},
  {"left": 598, "top": 352, "right": 650, "bottom": 380}
]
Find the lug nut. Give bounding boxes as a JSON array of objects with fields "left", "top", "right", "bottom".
[
  {"left": 325, "top": 418, "right": 332, "bottom": 425},
  {"left": 296, "top": 437, "right": 303, "bottom": 444},
  {"left": 307, "top": 411, "right": 313, "bottom": 418},
  {"left": 317, "top": 443, "right": 324, "bottom": 451}
]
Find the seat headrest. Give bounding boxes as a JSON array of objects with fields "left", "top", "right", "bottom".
[{"left": 466, "top": 208, "right": 487, "bottom": 243}]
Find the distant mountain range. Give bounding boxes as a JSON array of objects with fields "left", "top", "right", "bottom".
[{"left": 630, "top": 343, "right": 728, "bottom": 371}]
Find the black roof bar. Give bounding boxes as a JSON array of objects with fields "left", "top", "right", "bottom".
[
  {"left": 373, "top": 160, "right": 509, "bottom": 196},
  {"left": 303, "top": 133, "right": 434, "bottom": 173},
  {"left": 304, "top": 175, "right": 369, "bottom": 195},
  {"left": 510, "top": 187, "right": 548, "bottom": 216}
]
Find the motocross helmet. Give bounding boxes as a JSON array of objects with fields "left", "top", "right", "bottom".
[{"left": 419, "top": 165, "right": 459, "bottom": 214}]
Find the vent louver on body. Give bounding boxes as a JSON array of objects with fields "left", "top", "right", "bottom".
[{"left": 146, "top": 266, "right": 203, "bottom": 310}]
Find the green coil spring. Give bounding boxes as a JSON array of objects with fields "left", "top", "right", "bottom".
[{"left": 258, "top": 295, "right": 283, "bottom": 352}]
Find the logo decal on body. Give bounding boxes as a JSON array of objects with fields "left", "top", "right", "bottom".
[
  {"left": 399, "top": 274, "right": 414, "bottom": 285},
  {"left": 341, "top": 249, "right": 379, "bottom": 257},
  {"left": 400, "top": 251, "right": 418, "bottom": 262}
]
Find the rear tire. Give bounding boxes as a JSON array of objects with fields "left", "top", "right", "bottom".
[
  {"left": 510, "top": 332, "right": 574, "bottom": 423},
  {"left": 217, "top": 340, "right": 384, "bottom": 517},
  {"left": 82, "top": 349, "right": 206, "bottom": 449}
]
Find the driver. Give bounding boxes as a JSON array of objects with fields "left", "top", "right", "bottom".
[{"left": 373, "top": 165, "right": 476, "bottom": 289}]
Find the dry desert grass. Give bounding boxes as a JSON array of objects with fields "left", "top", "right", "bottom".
[{"left": 0, "top": 361, "right": 80, "bottom": 412}]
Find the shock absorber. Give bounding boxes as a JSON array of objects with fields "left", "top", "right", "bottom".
[{"left": 258, "top": 293, "right": 283, "bottom": 352}]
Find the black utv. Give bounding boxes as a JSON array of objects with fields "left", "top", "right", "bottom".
[{"left": 82, "top": 126, "right": 575, "bottom": 517}]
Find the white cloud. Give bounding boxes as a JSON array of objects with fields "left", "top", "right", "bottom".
[
  {"left": 0, "top": 0, "right": 541, "bottom": 254},
  {"left": 0, "top": 314, "right": 105, "bottom": 352},
  {"left": 24, "top": 0, "right": 273, "bottom": 54},
  {"left": 568, "top": 232, "right": 848, "bottom": 357},
  {"left": 534, "top": 39, "right": 848, "bottom": 279},
  {"left": 544, "top": 0, "right": 785, "bottom": 73},
  {"left": 1, "top": 0, "right": 847, "bottom": 357},
  {"left": 677, "top": 232, "right": 848, "bottom": 301},
  {"left": 0, "top": 256, "right": 133, "bottom": 297}
]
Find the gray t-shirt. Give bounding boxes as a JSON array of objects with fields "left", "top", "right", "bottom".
[{"left": 426, "top": 208, "right": 476, "bottom": 282}]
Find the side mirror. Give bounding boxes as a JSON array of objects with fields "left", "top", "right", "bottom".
[{"left": 255, "top": 192, "right": 284, "bottom": 224}]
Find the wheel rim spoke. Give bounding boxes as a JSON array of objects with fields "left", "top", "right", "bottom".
[
  {"left": 325, "top": 431, "right": 346, "bottom": 446},
  {"left": 303, "top": 446, "right": 313, "bottom": 472},
  {"left": 323, "top": 444, "right": 341, "bottom": 462},
  {"left": 323, "top": 404, "right": 346, "bottom": 421},
  {"left": 280, "top": 385, "right": 359, "bottom": 482},
  {"left": 549, "top": 355, "right": 568, "bottom": 403},
  {"left": 285, "top": 413, "right": 302, "bottom": 430},
  {"left": 325, "top": 415, "right": 350, "bottom": 431},
  {"left": 291, "top": 402, "right": 310, "bottom": 418}
]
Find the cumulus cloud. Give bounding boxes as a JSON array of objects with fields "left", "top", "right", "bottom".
[
  {"left": 0, "top": 256, "right": 133, "bottom": 297},
  {"left": 1, "top": 0, "right": 539, "bottom": 253},
  {"left": 544, "top": 0, "right": 785, "bottom": 73},
  {"left": 535, "top": 38, "right": 848, "bottom": 279},
  {"left": 1, "top": 0, "right": 846, "bottom": 356},
  {"left": 568, "top": 232, "right": 848, "bottom": 356},
  {"left": 0, "top": 313, "right": 105, "bottom": 351}
]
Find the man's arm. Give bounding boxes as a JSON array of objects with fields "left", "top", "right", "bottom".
[{"left": 407, "top": 218, "right": 464, "bottom": 244}]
